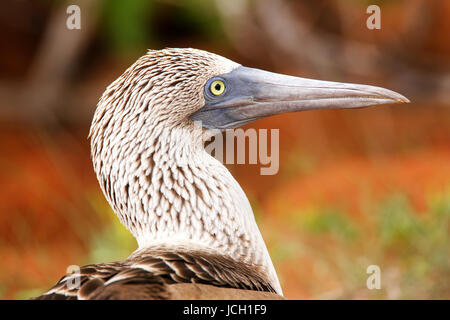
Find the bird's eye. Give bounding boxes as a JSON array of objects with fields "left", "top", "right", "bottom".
[{"left": 209, "top": 79, "right": 226, "bottom": 96}]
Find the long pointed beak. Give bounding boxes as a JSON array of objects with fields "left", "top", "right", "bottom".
[{"left": 190, "top": 66, "right": 410, "bottom": 130}]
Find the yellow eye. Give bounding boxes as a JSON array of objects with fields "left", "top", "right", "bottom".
[{"left": 210, "top": 80, "right": 226, "bottom": 96}]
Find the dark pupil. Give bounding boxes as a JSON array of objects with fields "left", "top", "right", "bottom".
[{"left": 214, "top": 83, "right": 222, "bottom": 91}]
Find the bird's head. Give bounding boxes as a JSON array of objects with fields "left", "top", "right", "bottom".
[{"left": 91, "top": 48, "right": 409, "bottom": 142}]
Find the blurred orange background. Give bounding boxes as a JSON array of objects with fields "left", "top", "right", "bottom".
[{"left": 0, "top": 0, "right": 449, "bottom": 299}]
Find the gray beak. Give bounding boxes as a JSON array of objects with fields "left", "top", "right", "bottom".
[{"left": 190, "top": 66, "right": 410, "bottom": 130}]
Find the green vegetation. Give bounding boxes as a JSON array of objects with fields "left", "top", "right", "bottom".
[
  {"left": 294, "top": 206, "right": 359, "bottom": 242},
  {"left": 86, "top": 194, "right": 137, "bottom": 264},
  {"left": 270, "top": 190, "right": 450, "bottom": 298}
]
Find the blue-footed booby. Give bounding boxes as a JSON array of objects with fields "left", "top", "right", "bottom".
[{"left": 34, "top": 48, "right": 409, "bottom": 300}]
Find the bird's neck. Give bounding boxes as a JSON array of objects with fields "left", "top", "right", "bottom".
[{"left": 94, "top": 122, "right": 282, "bottom": 294}]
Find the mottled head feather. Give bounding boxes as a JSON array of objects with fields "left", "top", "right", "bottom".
[{"left": 91, "top": 48, "right": 238, "bottom": 136}]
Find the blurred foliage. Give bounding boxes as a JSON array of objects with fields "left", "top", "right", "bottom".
[
  {"left": 378, "top": 194, "right": 426, "bottom": 250},
  {"left": 102, "top": 0, "right": 153, "bottom": 54},
  {"left": 168, "top": 0, "right": 224, "bottom": 41},
  {"left": 86, "top": 194, "right": 137, "bottom": 264},
  {"left": 266, "top": 190, "right": 450, "bottom": 299},
  {"left": 100, "top": 0, "right": 225, "bottom": 56},
  {"left": 292, "top": 206, "right": 359, "bottom": 242}
]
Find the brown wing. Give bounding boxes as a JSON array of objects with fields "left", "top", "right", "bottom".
[{"left": 32, "top": 249, "right": 277, "bottom": 300}]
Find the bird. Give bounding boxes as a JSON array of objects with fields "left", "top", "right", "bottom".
[{"left": 33, "top": 48, "right": 409, "bottom": 300}]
